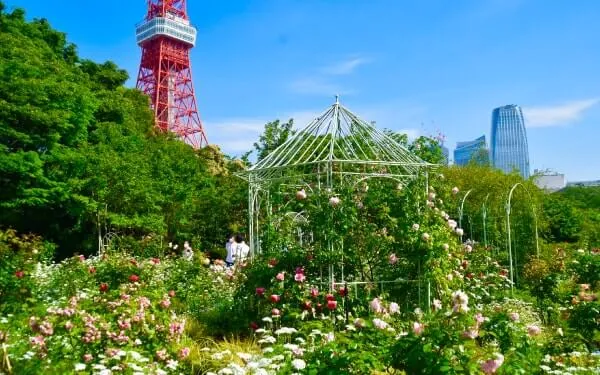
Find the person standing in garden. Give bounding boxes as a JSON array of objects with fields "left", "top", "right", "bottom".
[
  {"left": 225, "top": 234, "right": 236, "bottom": 267},
  {"left": 233, "top": 233, "right": 250, "bottom": 265}
]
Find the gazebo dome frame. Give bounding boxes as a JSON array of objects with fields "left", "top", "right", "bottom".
[{"left": 237, "top": 97, "right": 435, "bottom": 256}]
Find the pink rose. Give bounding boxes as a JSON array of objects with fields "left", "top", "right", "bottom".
[
  {"left": 412, "top": 322, "right": 424, "bottom": 335},
  {"left": 327, "top": 300, "right": 337, "bottom": 310}
]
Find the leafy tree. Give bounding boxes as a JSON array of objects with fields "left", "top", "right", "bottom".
[
  {"left": 0, "top": 6, "right": 247, "bottom": 257},
  {"left": 246, "top": 119, "right": 295, "bottom": 162},
  {"left": 542, "top": 194, "right": 582, "bottom": 243}
]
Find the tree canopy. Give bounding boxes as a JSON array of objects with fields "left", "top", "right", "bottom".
[{"left": 0, "top": 6, "right": 246, "bottom": 257}]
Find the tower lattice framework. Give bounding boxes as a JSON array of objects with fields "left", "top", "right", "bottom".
[{"left": 135, "top": 0, "right": 208, "bottom": 148}]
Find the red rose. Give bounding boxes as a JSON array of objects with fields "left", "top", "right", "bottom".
[
  {"left": 271, "top": 308, "right": 280, "bottom": 316},
  {"left": 256, "top": 287, "right": 266, "bottom": 296},
  {"left": 249, "top": 321, "right": 259, "bottom": 330},
  {"left": 303, "top": 301, "right": 312, "bottom": 310},
  {"left": 88, "top": 267, "right": 96, "bottom": 274},
  {"left": 326, "top": 293, "right": 335, "bottom": 301},
  {"left": 270, "top": 294, "right": 280, "bottom": 303},
  {"left": 129, "top": 274, "right": 140, "bottom": 283},
  {"left": 168, "top": 290, "right": 176, "bottom": 298},
  {"left": 151, "top": 258, "right": 160, "bottom": 265},
  {"left": 327, "top": 300, "right": 337, "bottom": 310},
  {"left": 99, "top": 283, "right": 109, "bottom": 292},
  {"left": 338, "top": 287, "right": 348, "bottom": 297},
  {"left": 15, "top": 270, "right": 24, "bottom": 279}
]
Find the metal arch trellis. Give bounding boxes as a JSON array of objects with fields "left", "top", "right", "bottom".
[{"left": 505, "top": 182, "right": 540, "bottom": 293}]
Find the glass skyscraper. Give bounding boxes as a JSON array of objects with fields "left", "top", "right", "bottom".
[
  {"left": 454, "top": 135, "right": 488, "bottom": 166},
  {"left": 490, "top": 105, "right": 530, "bottom": 179}
]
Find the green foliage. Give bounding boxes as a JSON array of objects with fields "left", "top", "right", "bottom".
[
  {"left": 246, "top": 119, "right": 296, "bottom": 163},
  {"left": 0, "top": 7, "right": 247, "bottom": 257},
  {"left": 0, "top": 229, "right": 55, "bottom": 314},
  {"left": 543, "top": 194, "right": 583, "bottom": 243}
]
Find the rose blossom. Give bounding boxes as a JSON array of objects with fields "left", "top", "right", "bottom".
[
  {"left": 370, "top": 298, "right": 383, "bottom": 314},
  {"left": 442, "top": 244, "right": 449, "bottom": 251},
  {"left": 412, "top": 322, "right": 424, "bottom": 335},
  {"left": 421, "top": 233, "right": 431, "bottom": 241},
  {"left": 160, "top": 298, "right": 171, "bottom": 308},
  {"left": 452, "top": 187, "right": 459, "bottom": 195},
  {"left": 412, "top": 223, "right": 420, "bottom": 231},
  {"left": 83, "top": 354, "right": 93, "bottom": 363},
  {"left": 310, "top": 288, "right": 319, "bottom": 298},
  {"left": 178, "top": 347, "right": 190, "bottom": 359},
  {"left": 65, "top": 321, "right": 74, "bottom": 331},
  {"left": 270, "top": 294, "right": 281, "bottom": 303},
  {"left": 389, "top": 253, "right": 398, "bottom": 265},
  {"left": 480, "top": 353, "right": 504, "bottom": 374},
  {"left": 255, "top": 287, "right": 266, "bottom": 296},
  {"left": 527, "top": 325, "right": 541, "bottom": 336},
  {"left": 455, "top": 228, "right": 464, "bottom": 236},
  {"left": 296, "top": 189, "right": 307, "bottom": 200},
  {"left": 156, "top": 349, "right": 169, "bottom": 361},
  {"left": 326, "top": 300, "right": 337, "bottom": 310},
  {"left": 432, "top": 299, "right": 442, "bottom": 311},
  {"left": 271, "top": 308, "right": 281, "bottom": 316},
  {"left": 129, "top": 274, "right": 140, "bottom": 283},
  {"left": 329, "top": 197, "right": 341, "bottom": 206},
  {"left": 508, "top": 312, "right": 520, "bottom": 322},
  {"left": 373, "top": 318, "right": 388, "bottom": 330},
  {"left": 276, "top": 272, "right": 285, "bottom": 281},
  {"left": 389, "top": 302, "right": 400, "bottom": 315},
  {"left": 294, "top": 272, "right": 306, "bottom": 283}
]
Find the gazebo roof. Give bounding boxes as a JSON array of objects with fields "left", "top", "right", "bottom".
[{"left": 238, "top": 98, "right": 433, "bottom": 186}]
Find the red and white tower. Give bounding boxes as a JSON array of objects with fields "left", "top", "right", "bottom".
[{"left": 135, "top": 0, "right": 208, "bottom": 148}]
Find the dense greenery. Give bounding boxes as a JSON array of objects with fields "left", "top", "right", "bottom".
[
  {"left": 0, "top": 5, "right": 246, "bottom": 258},
  {"left": 0, "top": 4, "right": 599, "bottom": 374}
]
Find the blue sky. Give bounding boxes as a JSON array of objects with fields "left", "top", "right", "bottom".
[{"left": 10, "top": 0, "right": 600, "bottom": 181}]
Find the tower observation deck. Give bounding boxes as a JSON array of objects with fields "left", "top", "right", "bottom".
[{"left": 135, "top": 0, "right": 208, "bottom": 148}]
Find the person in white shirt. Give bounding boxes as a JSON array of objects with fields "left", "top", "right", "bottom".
[
  {"left": 233, "top": 233, "right": 250, "bottom": 264},
  {"left": 225, "top": 234, "right": 235, "bottom": 267}
]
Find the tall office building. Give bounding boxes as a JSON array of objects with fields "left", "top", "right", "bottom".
[
  {"left": 490, "top": 105, "right": 530, "bottom": 179},
  {"left": 454, "top": 135, "right": 488, "bottom": 166}
]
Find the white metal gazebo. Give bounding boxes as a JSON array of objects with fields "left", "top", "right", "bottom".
[{"left": 237, "top": 97, "right": 434, "bottom": 257}]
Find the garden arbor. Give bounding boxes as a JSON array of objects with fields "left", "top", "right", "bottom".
[
  {"left": 237, "top": 97, "right": 433, "bottom": 258},
  {"left": 237, "top": 98, "right": 441, "bottom": 311}
]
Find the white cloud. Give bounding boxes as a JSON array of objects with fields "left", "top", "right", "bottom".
[
  {"left": 523, "top": 98, "right": 600, "bottom": 128},
  {"left": 206, "top": 118, "right": 267, "bottom": 153},
  {"left": 321, "top": 57, "right": 371, "bottom": 75}
]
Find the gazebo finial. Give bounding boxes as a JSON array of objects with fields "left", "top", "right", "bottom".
[{"left": 335, "top": 94, "right": 339, "bottom": 105}]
